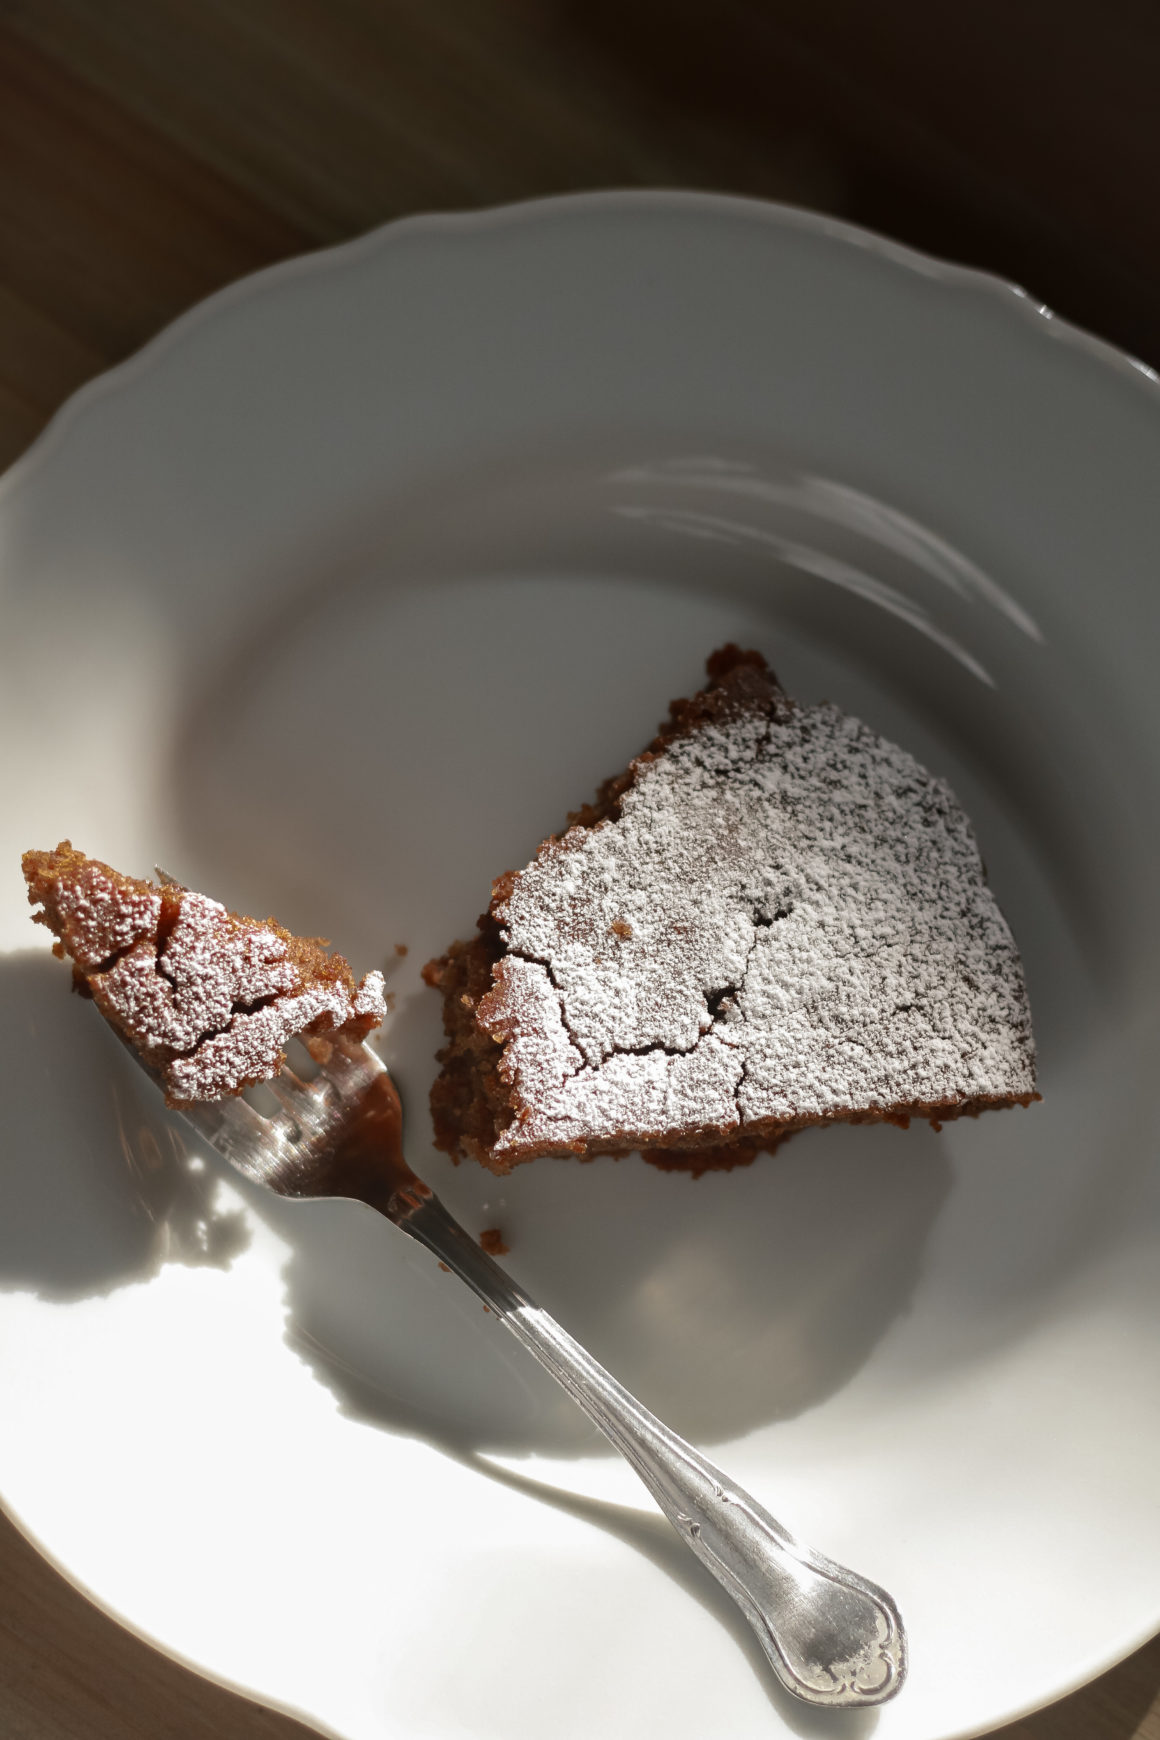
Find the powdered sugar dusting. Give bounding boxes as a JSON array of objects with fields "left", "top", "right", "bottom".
[
  {"left": 45, "top": 862, "right": 161, "bottom": 969},
  {"left": 165, "top": 980, "right": 376, "bottom": 1102},
  {"left": 484, "top": 956, "right": 583, "bottom": 1107},
  {"left": 93, "top": 893, "right": 300, "bottom": 1063},
  {"left": 28, "top": 852, "right": 387, "bottom": 1102},
  {"left": 352, "top": 976, "right": 387, "bottom": 1021},
  {"left": 484, "top": 687, "right": 1035, "bottom": 1156}
]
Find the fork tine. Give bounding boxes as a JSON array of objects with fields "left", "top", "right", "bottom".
[
  {"left": 179, "top": 1092, "right": 282, "bottom": 1186},
  {"left": 122, "top": 1032, "right": 388, "bottom": 1196},
  {"left": 263, "top": 1066, "right": 324, "bottom": 1115},
  {"left": 315, "top": 1035, "right": 386, "bottom": 1095}
]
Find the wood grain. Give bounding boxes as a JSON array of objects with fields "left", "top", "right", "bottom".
[{"left": 1, "top": 2, "right": 1158, "bottom": 1734}]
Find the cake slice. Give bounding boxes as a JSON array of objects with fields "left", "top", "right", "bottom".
[
  {"left": 23, "top": 842, "right": 385, "bottom": 1105},
  {"left": 424, "top": 647, "right": 1038, "bottom": 1176}
]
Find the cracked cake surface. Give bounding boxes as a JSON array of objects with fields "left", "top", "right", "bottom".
[
  {"left": 424, "top": 646, "right": 1038, "bottom": 1175},
  {"left": 23, "top": 842, "right": 386, "bottom": 1104}
]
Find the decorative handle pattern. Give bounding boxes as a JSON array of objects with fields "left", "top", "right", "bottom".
[{"left": 399, "top": 1194, "right": 906, "bottom": 1709}]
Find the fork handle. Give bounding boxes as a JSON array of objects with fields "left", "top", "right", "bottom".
[{"left": 397, "top": 1193, "right": 905, "bottom": 1709}]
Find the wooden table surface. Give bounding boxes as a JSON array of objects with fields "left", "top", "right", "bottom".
[{"left": 1, "top": 4, "right": 1158, "bottom": 1735}]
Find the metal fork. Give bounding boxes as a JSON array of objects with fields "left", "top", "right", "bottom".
[{"left": 155, "top": 1032, "right": 906, "bottom": 1709}]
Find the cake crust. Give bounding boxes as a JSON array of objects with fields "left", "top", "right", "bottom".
[
  {"left": 425, "top": 648, "right": 1038, "bottom": 1175},
  {"left": 23, "top": 842, "right": 385, "bottom": 1105}
]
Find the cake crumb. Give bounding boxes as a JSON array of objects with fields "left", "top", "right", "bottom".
[
  {"left": 394, "top": 943, "right": 408, "bottom": 957},
  {"left": 479, "top": 1227, "right": 510, "bottom": 1256}
]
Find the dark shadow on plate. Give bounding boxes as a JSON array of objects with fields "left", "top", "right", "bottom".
[
  {"left": 0, "top": 953, "right": 249, "bottom": 1299},
  {"left": 249, "top": 1113, "right": 952, "bottom": 1457}
]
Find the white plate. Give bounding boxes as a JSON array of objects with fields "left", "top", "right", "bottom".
[{"left": 1, "top": 193, "right": 1159, "bottom": 1740}]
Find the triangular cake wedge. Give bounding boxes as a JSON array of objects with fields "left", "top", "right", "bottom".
[
  {"left": 23, "top": 842, "right": 385, "bottom": 1105},
  {"left": 423, "top": 647, "right": 1038, "bottom": 1176}
]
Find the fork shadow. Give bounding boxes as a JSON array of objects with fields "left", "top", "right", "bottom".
[{"left": 441, "top": 1449, "right": 881, "bottom": 1740}]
